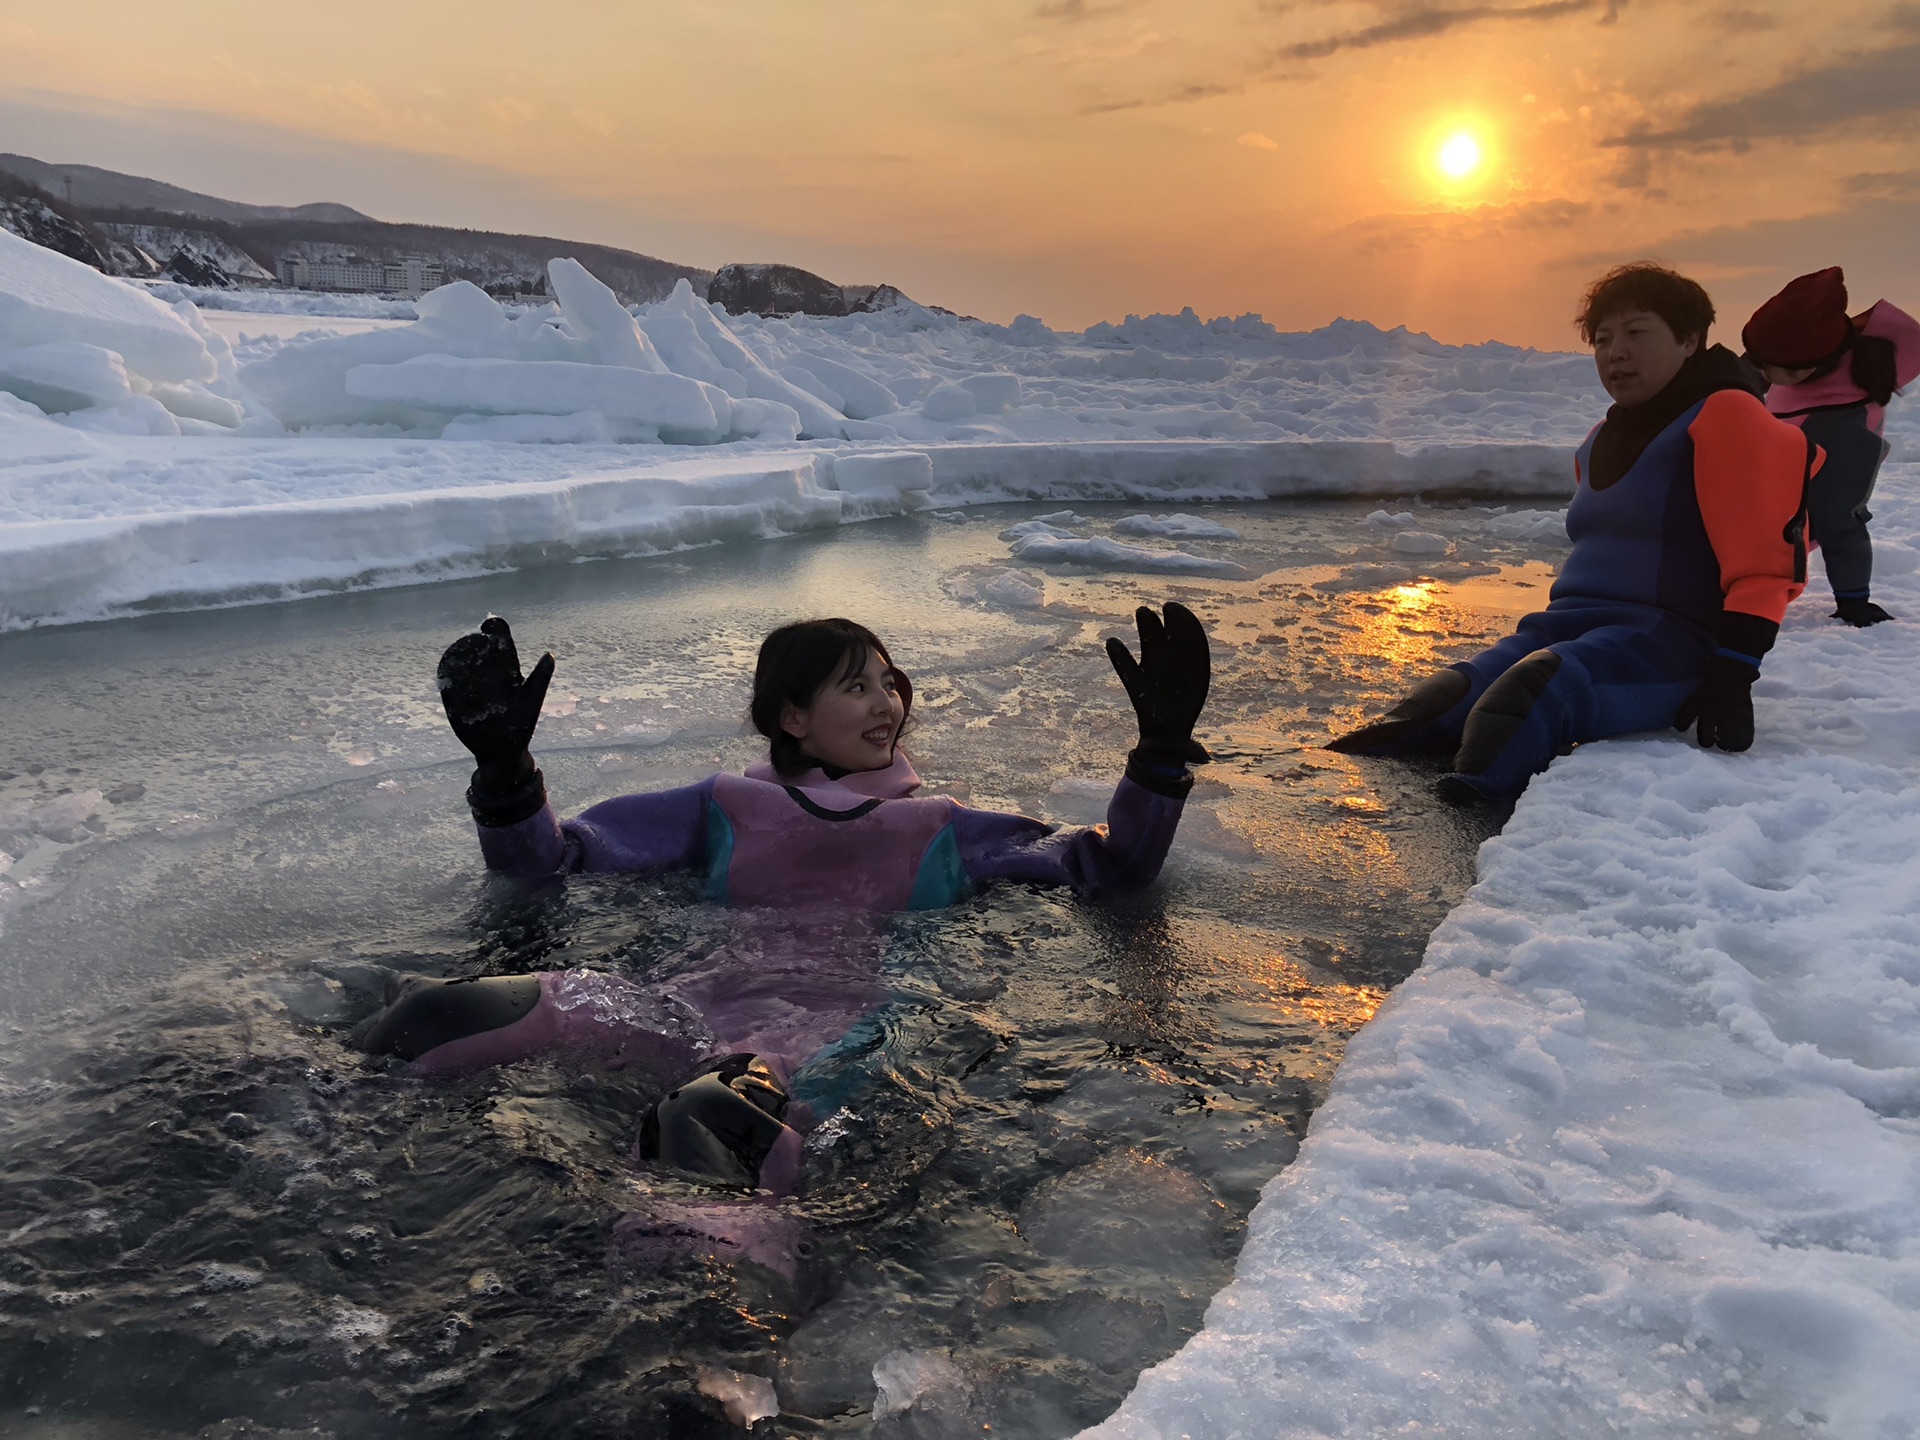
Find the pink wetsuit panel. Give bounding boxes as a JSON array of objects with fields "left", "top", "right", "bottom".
[{"left": 711, "top": 772, "right": 956, "bottom": 910}]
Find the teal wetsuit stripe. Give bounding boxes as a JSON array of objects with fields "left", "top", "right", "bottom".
[
  {"left": 703, "top": 799, "right": 735, "bottom": 902},
  {"left": 907, "top": 823, "right": 971, "bottom": 910}
]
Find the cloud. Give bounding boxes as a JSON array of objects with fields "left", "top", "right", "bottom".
[
  {"left": 1238, "top": 131, "right": 1280, "bottom": 149},
  {"left": 1034, "top": 0, "right": 1139, "bottom": 19},
  {"left": 1845, "top": 168, "right": 1920, "bottom": 198},
  {"left": 1606, "top": 39, "right": 1920, "bottom": 148},
  {"left": 1333, "top": 197, "right": 1595, "bottom": 254},
  {"left": 1078, "top": 0, "right": 1618, "bottom": 112},
  {"left": 1273, "top": 0, "right": 1610, "bottom": 62}
]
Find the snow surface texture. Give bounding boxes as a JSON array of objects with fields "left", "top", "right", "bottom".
[
  {"left": 1083, "top": 474, "right": 1920, "bottom": 1437},
  {"left": 0, "top": 236, "right": 1624, "bottom": 625}
]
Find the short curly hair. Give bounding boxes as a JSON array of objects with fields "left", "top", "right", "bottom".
[{"left": 1575, "top": 263, "right": 1715, "bottom": 346}]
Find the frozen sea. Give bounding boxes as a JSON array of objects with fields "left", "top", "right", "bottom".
[{"left": 3, "top": 237, "right": 1919, "bottom": 1437}]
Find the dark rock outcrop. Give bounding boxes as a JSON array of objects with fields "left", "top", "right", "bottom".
[
  {"left": 164, "top": 246, "right": 234, "bottom": 289},
  {"left": 846, "top": 283, "right": 911, "bottom": 314},
  {"left": 0, "top": 175, "right": 108, "bottom": 269},
  {"left": 708, "top": 263, "right": 851, "bottom": 317}
]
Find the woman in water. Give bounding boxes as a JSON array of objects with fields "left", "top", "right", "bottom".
[{"left": 356, "top": 604, "right": 1210, "bottom": 1198}]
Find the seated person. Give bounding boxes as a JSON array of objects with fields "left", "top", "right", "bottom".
[{"left": 1329, "top": 262, "right": 1817, "bottom": 802}]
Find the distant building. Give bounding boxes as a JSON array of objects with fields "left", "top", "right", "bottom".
[{"left": 276, "top": 253, "right": 444, "bottom": 298}]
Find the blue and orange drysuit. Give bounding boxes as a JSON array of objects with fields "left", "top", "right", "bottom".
[{"left": 1336, "top": 346, "right": 1818, "bottom": 799}]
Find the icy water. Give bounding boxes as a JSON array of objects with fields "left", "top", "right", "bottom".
[{"left": 0, "top": 497, "right": 1567, "bottom": 1438}]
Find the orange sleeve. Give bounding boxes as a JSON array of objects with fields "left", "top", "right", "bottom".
[{"left": 1689, "top": 390, "right": 1815, "bottom": 624}]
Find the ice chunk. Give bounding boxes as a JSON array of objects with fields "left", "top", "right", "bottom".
[
  {"left": 0, "top": 227, "right": 214, "bottom": 383},
  {"left": 779, "top": 360, "right": 845, "bottom": 411},
  {"left": 960, "top": 372, "right": 1022, "bottom": 414},
  {"left": 1112, "top": 512, "right": 1242, "bottom": 540},
  {"left": 831, "top": 450, "right": 934, "bottom": 497},
  {"left": 725, "top": 395, "right": 804, "bottom": 443},
  {"left": 792, "top": 352, "right": 899, "bottom": 419},
  {"left": 1390, "top": 530, "right": 1453, "bottom": 555},
  {"left": 695, "top": 1365, "right": 778, "bottom": 1428},
  {"left": 546, "top": 258, "right": 669, "bottom": 372},
  {"left": 1008, "top": 531, "right": 1247, "bottom": 577},
  {"left": 413, "top": 280, "right": 515, "bottom": 345},
  {"left": 1017, "top": 1153, "right": 1223, "bottom": 1267},
  {"left": 920, "top": 382, "right": 976, "bottom": 422},
  {"left": 637, "top": 280, "right": 852, "bottom": 438},
  {"left": 978, "top": 571, "right": 1046, "bottom": 609},
  {"left": 0, "top": 343, "right": 134, "bottom": 413},
  {"left": 778, "top": 1299, "right": 930, "bottom": 1417},
  {"left": 343, "top": 356, "right": 732, "bottom": 443},
  {"left": 147, "top": 380, "right": 243, "bottom": 428},
  {"left": 1366, "top": 509, "right": 1417, "bottom": 527},
  {"left": 872, "top": 1348, "right": 972, "bottom": 1419}
]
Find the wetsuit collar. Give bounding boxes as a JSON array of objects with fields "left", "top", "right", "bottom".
[
  {"left": 1587, "top": 344, "right": 1764, "bottom": 491},
  {"left": 743, "top": 750, "right": 923, "bottom": 799}
]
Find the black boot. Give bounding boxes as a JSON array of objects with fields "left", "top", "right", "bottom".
[
  {"left": 1327, "top": 669, "right": 1469, "bottom": 754},
  {"left": 637, "top": 1054, "right": 795, "bottom": 1189},
  {"left": 352, "top": 974, "right": 543, "bottom": 1060},
  {"left": 1832, "top": 593, "right": 1893, "bottom": 626}
]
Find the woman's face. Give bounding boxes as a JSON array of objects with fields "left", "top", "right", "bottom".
[
  {"left": 779, "top": 649, "right": 905, "bottom": 773},
  {"left": 1591, "top": 308, "right": 1700, "bottom": 407}
]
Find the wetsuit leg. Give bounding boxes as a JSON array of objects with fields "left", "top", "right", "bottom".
[
  {"left": 1328, "top": 615, "right": 1557, "bottom": 756},
  {"left": 1443, "top": 610, "right": 1712, "bottom": 801},
  {"left": 1801, "top": 409, "right": 1886, "bottom": 600},
  {"left": 352, "top": 974, "right": 543, "bottom": 1061}
]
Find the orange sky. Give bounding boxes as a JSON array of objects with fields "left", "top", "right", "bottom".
[{"left": 4, "top": 0, "right": 1918, "bottom": 348}]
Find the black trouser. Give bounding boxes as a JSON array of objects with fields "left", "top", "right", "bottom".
[{"left": 1801, "top": 406, "right": 1890, "bottom": 598}]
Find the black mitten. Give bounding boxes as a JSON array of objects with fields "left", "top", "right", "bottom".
[
  {"left": 1673, "top": 653, "right": 1759, "bottom": 753},
  {"left": 437, "top": 616, "right": 555, "bottom": 825},
  {"left": 1833, "top": 596, "right": 1893, "bottom": 627},
  {"left": 1105, "top": 601, "right": 1211, "bottom": 797}
]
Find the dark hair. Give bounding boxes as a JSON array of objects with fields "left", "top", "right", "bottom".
[
  {"left": 1575, "top": 263, "right": 1716, "bottom": 347},
  {"left": 1850, "top": 332, "right": 1899, "bottom": 407},
  {"left": 750, "top": 618, "right": 913, "bottom": 776}
]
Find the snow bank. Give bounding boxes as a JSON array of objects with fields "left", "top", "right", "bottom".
[
  {"left": 0, "top": 447, "right": 935, "bottom": 628},
  {"left": 1085, "top": 474, "right": 1920, "bottom": 1439}
]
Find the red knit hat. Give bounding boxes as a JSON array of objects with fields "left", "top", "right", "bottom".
[{"left": 1742, "top": 267, "right": 1852, "bottom": 367}]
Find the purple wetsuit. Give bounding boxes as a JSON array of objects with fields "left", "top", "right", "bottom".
[{"left": 411, "top": 752, "right": 1186, "bottom": 1079}]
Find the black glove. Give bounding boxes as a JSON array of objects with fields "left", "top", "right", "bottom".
[
  {"left": 437, "top": 616, "right": 555, "bottom": 825},
  {"left": 1673, "top": 653, "right": 1758, "bottom": 753},
  {"left": 1833, "top": 596, "right": 1893, "bottom": 627},
  {"left": 1105, "top": 602, "right": 1211, "bottom": 797}
]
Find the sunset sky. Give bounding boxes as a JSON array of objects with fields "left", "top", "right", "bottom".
[{"left": 3, "top": 0, "right": 1917, "bottom": 348}]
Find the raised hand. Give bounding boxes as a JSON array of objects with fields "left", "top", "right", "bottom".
[
  {"left": 437, "top": 616, "right": 555, "bottom": 823},
  {"left": 1105, "top": 602, "right": 1212, "bottom": 776}
]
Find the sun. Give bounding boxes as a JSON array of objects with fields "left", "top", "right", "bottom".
[{"left": 1437, "top": 132, "right": 1482, "bottom": 179}]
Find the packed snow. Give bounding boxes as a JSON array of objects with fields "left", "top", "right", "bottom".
[{"left": 5, "top": 221, "right": 1920, "bottom": 1436}]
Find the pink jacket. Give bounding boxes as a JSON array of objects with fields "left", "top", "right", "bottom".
[{"left": 1764, "top": 300, "right": 1920, "bottom": 435}]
